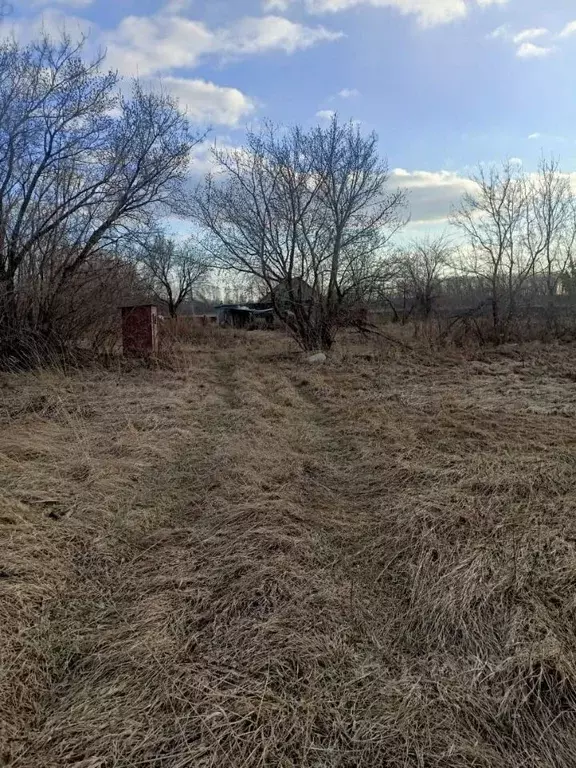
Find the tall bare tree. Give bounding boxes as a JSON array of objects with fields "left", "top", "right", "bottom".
[
  {"left": 524, "top": 157, "right": 576, "bottom": 329},
  {"left": 136, "top": 234, "right": 208, "bottom": 317},
  {"left": 193, "top": 116, "right": 406, "bottom": 350},
  {"left": 450, "top": 161, "right": 535, "bottom": 341},
  {"left": 451, "top": 159, "right": 576, "bottom": 341},
  {"left": 0, "top": 34, "right": 201, "bottom": 360}
]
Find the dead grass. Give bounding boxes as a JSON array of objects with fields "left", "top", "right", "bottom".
[{"left": 2, "top": 330, "right": 576, "bottom": 766}]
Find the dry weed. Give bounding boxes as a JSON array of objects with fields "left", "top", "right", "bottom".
[{"left": 2, "top": 333, "right": 576, "bottom": 766}]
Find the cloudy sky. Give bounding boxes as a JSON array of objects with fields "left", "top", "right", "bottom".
[{"left": 5, "top": 0, "right": 576, "bottom": 231}]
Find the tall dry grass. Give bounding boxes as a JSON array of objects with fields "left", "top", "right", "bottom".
[{"left": 2, "top": 332, "right": 576, "bottom": 766}]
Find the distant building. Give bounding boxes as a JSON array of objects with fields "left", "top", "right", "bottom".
[
  {"left": 215, "top": 279, "right": 318, "bottom": 328},
  {"left": 261, "top": 277, "right": 316, "bottom": 310},
  {"left": 215, "top": 303, "right": 274, "bottom": 328}
]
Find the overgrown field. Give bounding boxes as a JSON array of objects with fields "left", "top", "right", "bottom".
[{"left": 2, "top": 331, "right": 576, "bottom": 767}]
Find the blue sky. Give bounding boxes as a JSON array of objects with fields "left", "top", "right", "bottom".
[{"left": 5, "top": 0, "right": 576, "bottom": 231}]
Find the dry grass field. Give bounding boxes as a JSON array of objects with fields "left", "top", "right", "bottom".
[{"left": 2, "top": 329, "right": 576, "bottom": 767}]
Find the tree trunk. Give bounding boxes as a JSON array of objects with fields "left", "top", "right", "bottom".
[
  {"left": 491, "top": 294, "right": 500, "bottom": 335},
  {"left": 0, "top": 275, "right": 18, "bottom": 330},
  {"left": 319, "top": 319, "right": 334, "bottom": 351}
]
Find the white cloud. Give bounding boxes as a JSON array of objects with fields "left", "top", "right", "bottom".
[
  {"left": 263, "top": 0, "right": 293, "bottom": 9},
  {"left": 104, "top": 13, "right": 342, "bottom": 76},
  {"left": 513, "top": 27, "right": 549, "bottom": 44},
  {"left": 316, "top": 109, "right": 336, "bottom": 120},
  {"left": 303, "top": 0, "right": 508, "bottom": 28},
  {"left": 105, "top": 15, "right": 213, "bottom": 75},
  {"left": 338, "top": 88, "right": 360, "bottom": 98},
  {"left": 391, "top": 169, "right": 477, "bottom": 224},
  {"left": 217, "top": 15, "right": 343, "bottom": 56},
  {"left": 488, "top": 24, "right": 509, "bottom": 39},
  {"left": 188, "top": 138, "right": 235, "bottom": 177},
  {"left": 1, "top": 8, "right": 95, "bottom": 44},
  {"left": 153, "top": 77, "right": 255, "bottom": 126},
  {"left": 394, "top": 168, "right": 576, "bottom": 229},
  {"left": 527, "top": 132, "right": 566, "bottom": 143},
  {"left": 8, "top": 7, "right": 340, "bottom": 126},
  {"left": 509, "top": 157, "right": 523, "bottom": 166},
  {"left": 490, "top": 25, "right": 550, "bottom": 44},
  {"left": 489, "top": 23, "right": 559, "bottom": 59},
  {"left": 516, "top": 42, "right": 555, "bottom": 58},
  {"left": 559, "top": 20, "right": 576, "bottom": 39},
  {"left": 9, "top": 9, "right": 258, "bottom": 128}
]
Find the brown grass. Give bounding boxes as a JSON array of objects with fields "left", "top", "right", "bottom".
[{"left": 2, "top": 330, "right": 576, "bottom": 767}]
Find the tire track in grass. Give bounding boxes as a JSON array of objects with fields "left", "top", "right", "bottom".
[{"left": 20, "top": 349, "right": 381, "bottom": 767}]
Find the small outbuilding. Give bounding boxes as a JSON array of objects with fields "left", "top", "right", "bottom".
[{"left": 121, "top": 304, "right": 159, "bottom": 356}]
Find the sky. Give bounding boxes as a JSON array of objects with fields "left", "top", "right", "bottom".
[{"left": 4, "top": 0, "right": 576, "bottom": 234}]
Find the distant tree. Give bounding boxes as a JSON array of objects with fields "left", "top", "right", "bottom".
[
  {"left": 137, "top": 235, "right": 208, "bottom": 317},
  {"left": 0, "top": 34, "right": 202, "bottom": 361},
  {"left": 396, "top": 236, "right": 451, "bottom": 319},
  {"left": 451, "top": 159, "right": 576, "bottom": 341},
  {"left": 450, "top": 161, "right": 533, "bottom": 341},
  {"left": 524, "top": 157, "right": 576, "bottom": 329},
  {"left": 193, "top": 116, "right": 406, "bottom": 350}
]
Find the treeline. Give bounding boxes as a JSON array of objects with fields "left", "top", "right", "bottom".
[
  {"left": 2, "top": 34, "right": 576, "bottom": 361},
  {"left": 390, "top": 159, "right": 576, "bottom": 345}
]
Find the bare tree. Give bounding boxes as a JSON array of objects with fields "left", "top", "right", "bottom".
[
  {"left": 137, "top": 234, "right": 208, "bottom": 317},
  {"left": 524, "top": 157, "right": 576, "bottom": 330},
  {"left": 193, "top": 116, "right": 406, "bottom": 350},
  {"left": 396, "top": 235, "right": 451, "bottom": 319},
  {"left": 450, "top": 159, "right": 576, "bottom": 341},
  {"left": 0, "top": 34, "right": 201, "bottom": 360},
  {"left": 450, "top": 162, "right": 535, "bottom": 341}
]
